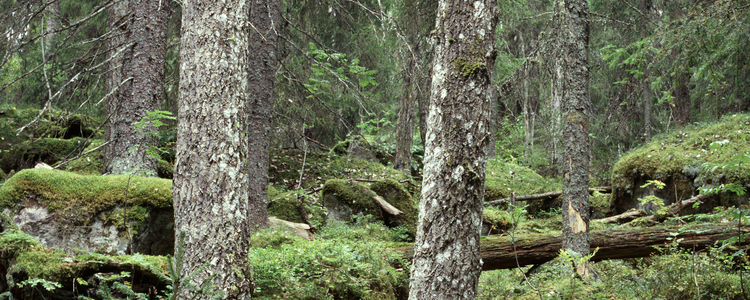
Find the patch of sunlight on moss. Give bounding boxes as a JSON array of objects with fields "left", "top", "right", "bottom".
[
  {"left": 612, "top": 113, "right": 750, "bottom": 191},
  {"left": 0, "top": 169, "right": 172, "bottom": 225}
]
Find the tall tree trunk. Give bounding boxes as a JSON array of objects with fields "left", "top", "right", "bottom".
[
  {"left": 408, "top": 0, "right": 497, "bottom": 298},
  {"left": 104, "top": 0, "right": 128, "bottom": 167},
  {"left": 642, "top": 0, "right": 652, "bottom": 142},
  {"left": 550, "top": 0, "right": 565, "bottom": 174},
  {"left": 104, "top": 0, "right": 168, "bottom": 176},
  {"left": 174, "top": 0, "right": 254, "bottom": 298},
  {"left": 247, "top": 0, "right": 279, "bottom": 227},
  {"left": 674, "top": 71, "right": 692, "bottom": 127},
  {"left": 394, "top": 57, "right": 415, "bottom": 172},
  {"left": 561, "top": 0, "right": 592, "bottom": 277}
]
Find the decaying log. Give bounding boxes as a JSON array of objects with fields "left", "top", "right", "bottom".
[
  {"left": 485, "top": 186, "right": 612, "bottom": 207},
  {"left": 348, "top": 180, "right": 403, "bottom": 216},
  {"left": 394, "top": 223, "right": 748, "bottom": 271},
  {"left": 594, "top": 192, "right": 711, "bottom": 225}
]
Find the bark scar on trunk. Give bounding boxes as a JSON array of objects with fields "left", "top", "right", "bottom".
[{"left": 568, "top": 201, "right": 586, "bottom": 233}]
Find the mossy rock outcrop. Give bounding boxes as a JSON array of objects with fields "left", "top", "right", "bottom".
[
  {"left": 611, "top": 114, "right": 750, "bottom": 214},
  {"left": 0, "top": 214, "right": 170, "bottom": 299},
  {"left": 322, "top": 179, "right": 417, "bottom": 237},
  {"left": 0, "top": 169, "right": 174, "bottom": 256}
]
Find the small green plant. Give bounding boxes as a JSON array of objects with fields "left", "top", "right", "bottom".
[
  {"left": 132, "top": 110, "right": 176, "bottom": 163},
  {"left": 638, "top": 179, "right": 666, "bottom": 208}
]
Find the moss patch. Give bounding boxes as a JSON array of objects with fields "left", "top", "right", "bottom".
[
  {"left": 64, "top": 139, "right": 105, "bottom": 175},
  {"left": 0, "top": 169, "right": 172, "bottom": 226}
]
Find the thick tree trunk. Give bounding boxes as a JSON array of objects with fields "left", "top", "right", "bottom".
[
  {"left": 395, "top": 224, "right": 747, "bottom": 271},
  {"left": 174, "top": 0, "right": 254, "bottom": 298},
  {"left": 103, "top": 0, "right": 168, "bottom": 176},
  {"left": 394, "top": 58, "right": 415, "bottom": 172},
  {"left": 408, "top": 0, "right": 497, "bottom": 299},
  {"left": 247, "top": 0, "right": 279, "bottom": 228},
  {"left": 561, "top": 0, "right": 591, "bottom": 276}
]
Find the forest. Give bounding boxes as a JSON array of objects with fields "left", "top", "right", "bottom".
[{"left": 0, "top": 0, "right": 748, "bottom": 299}]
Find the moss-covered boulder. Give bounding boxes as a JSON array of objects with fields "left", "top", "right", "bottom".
[
  {"left": 322, "top": 179, "right": 417, "bottom": 237},
  {"left": 370, "top": 179, "right": 418, "bottom": 237},
  {"left": 268, "top": 190, "right": 326, "bottom": 228},
  {"left": 0, "top": 169, "right": 174, "bottom": 256},
  {"left": 611, "top": 114, "right": 750, "bottom": 214}
]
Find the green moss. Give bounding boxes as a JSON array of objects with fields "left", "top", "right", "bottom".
[
  {"left": 590, "top": 192, "right": 611, "bottom": 219},
  {"left": 157, "top": 159, "right": 173, "bottom": 179},
  {"left": 322, "top": 179, "right": 381, "bottom": 217},
  {"left": 612, "top": 114, "right": 750, "bottom": 192},
  {"left": 454, "top": 57, "right": 486, "bottom": 77},
  {"left": 370, "top": 179, "right": 418, "bottom": 237},
  {"left": 0, "top": 169, "right": 172, "bottom": 226}
]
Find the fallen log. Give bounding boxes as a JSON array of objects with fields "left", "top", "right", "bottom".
[
  {"left": 594, "top": 192, "right": 711, "bottom": 225},
  {"left": 485, "top": 186, "right": 612, "bottom": 207},
  {"left": 394, "top": 223, "right": 748, "bottom": 271}
]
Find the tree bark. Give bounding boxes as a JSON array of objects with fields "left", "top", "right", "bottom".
[
  {"left": 408, "top": 0, "right": 497, "bottom": 299},
  {"left": 104, "top": 0, "right": 168, "bottom": 176},
  {"left": 394, "top": 57, "right": 415, "bottom": 172},
  {"left": 395, "top": 224, "right": 747, "bottom": 271},
  {"left": 561, "top": 0, "right": 591, "bottom": 276},
  {"left": 174, "top": 0, "right": 254, "bottom": 297},
  {"left": 246, "top": 0, "right": 279, "bottom": 228}
]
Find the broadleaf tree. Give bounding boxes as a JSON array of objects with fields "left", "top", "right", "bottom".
[{"left": 408, "top": 0, "right": 497, "bottom": 298}]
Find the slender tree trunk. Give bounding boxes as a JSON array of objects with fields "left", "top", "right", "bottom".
[
  {"left": 674, "top": 71, "right": 692, "bottom": 127},
  {"left": 394, "top": 57, "right": 415, "bottom": 172},
  {"left": 550, "top": 0, "right": 565, "bottom": 174},
  {"left": 642, "top": 0, "right": 652, "bottom": 142},
  {"left": 408, "top": 0, "right": 497, "bottom": 298},
  {"left": 174, "top": 0, "right": 254, "bottom": 297},
  {"left": 247, "top": 0, "right": 279, "bottom": 227},
  {"left": 561, "top": 0, "right": 592, "bottom": 277},
  {"left": 104, "top": 0, "right": 168, "bottom": 176}
]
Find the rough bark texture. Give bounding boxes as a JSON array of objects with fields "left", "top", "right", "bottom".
[
  {"left": 642, "top": 0, "right": 652, "bottom": 142},
  {"left": 561, "top": 0, "right": 591, "bottom": 271},
  {"left": 396, "top": 224, "right": 748, "bottom": 271},
  {"left": 247, "top": 0, "right": 279, "bottom": 228},
  {"left": 174, "top": 0, "right": 253, "bottom": 298},
  {"left": 394, "top": 57, "right": 415, "bottom": 172},
  {"left": 408, "top": 1, "right": 497, "bottom": 299},
  {"left": 104, "top": 0, "right": 168, "bottom": 176}
]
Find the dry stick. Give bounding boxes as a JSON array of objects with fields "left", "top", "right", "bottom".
[{"left": 296, "top": 112, "right": 309, "bottom": 195}]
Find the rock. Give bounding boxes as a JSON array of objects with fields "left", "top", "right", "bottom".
[
  {"left": 0, "top": 169, "right": 174, "bottom": 256},
  {"left": 268, "top": 216, "right": 313, "bottom": 240},
  {"left": 348, "top": 138, "right": 377, "bottom": 162}
]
